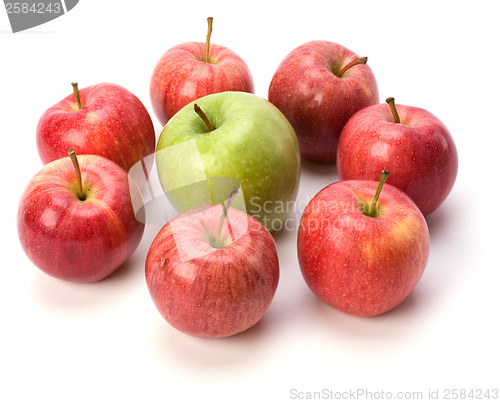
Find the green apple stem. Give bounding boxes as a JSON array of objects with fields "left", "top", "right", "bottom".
[
  {"left": 386, "top": 97, "right": 401, "bottom": 124},
  {"left": 367, "top": 169, "right": 390, "bottom": 217},
  {"left": 338, "top": 56, "right": 368, "bottom": 77},
  {"left": 71, "top": 82, "right": 83, "bottom": 110},
  {"left": 205, "top": 17, "right": 213, "bottom": 63},
  {"left": 194, "top": 103, "right": 215, "bottom": 131},
  {"left": 68, "top": 148, "right": 86, "bottom": 201},
  {"left": 215, "top": 186, "right": 240, "bottom": 249}
]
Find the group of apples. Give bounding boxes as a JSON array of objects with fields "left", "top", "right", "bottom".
[{"left": 17, "top": 18, "right": 458, "bottom": 338}]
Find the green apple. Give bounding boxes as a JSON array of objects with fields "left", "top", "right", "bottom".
[{"left": 156, "top": 91, "right": 301, "bottom": 231}]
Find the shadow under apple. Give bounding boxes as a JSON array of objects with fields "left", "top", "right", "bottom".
[
  {"left": 300, "top": 157, "right": 338, "bottom": 180},
  {"left": 150, "top": 309, "right": 279, "bottom": 373},
  {"left": 29, "top": 247, "right": 147, "bottom": 314},
  {"left": 307, "top": 285, "right": 429, "bottom": 344}
]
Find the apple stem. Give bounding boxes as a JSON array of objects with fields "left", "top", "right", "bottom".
[
  {"left": 68, "top": 148, "right": 86, "bottom": 201},
  {"left": 338, "top": 56, "right": 368, "bottom": 77},
  {"left": 205, "top": 17, "right": 213, "bottom": 63},
  {"left": 367, "top": 170, "right": 390, "bottom": 217},
  {"left": 194, "top": 103, "right": 215, "bottom": 131},
  {"left": 386, "top": 97, "right": 401, "bottom": 124},
  {"left": 215, "top": 187, "right": 240, "bottom": 249},
  {"left": 71, "top": 82, "right": 83, "bottom": 110}
]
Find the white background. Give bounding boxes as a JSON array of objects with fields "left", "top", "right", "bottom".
[{"left": 1, "top": 1, "right": 499, "bottom": 402}]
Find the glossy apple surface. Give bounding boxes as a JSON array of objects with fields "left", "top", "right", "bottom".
[
  {"left": 337, "top": 99, "right": 458, "bottom": 216},
  {"left": 145, "top": 205, "right": 279, "bottom": 338},
  {"left": 150, "top": 36, "right": 254, "bottom": 126},
  {"left": 268, "top": 40, "right": 379, "bottom": 162},
  {"left": 156, "top": 91, "right": 301, "bottom": 232},
  {"left": 297, "top": 178, "right": 430, "bottom": 316},
  {"left": 17, "top": 154, "right": 145, "bottom": 283},
  {"left": 36, "top": 82, "right": 156, "bottom": 173}
]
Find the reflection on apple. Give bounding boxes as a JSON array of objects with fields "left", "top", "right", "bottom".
[
  {"left": 150, "top": 17, "right": 254, "bottom": 125},
  {"left": 297, "top": 171, "right": 430, "bottom": 317},
  {"left": 269, "top": 40, "right": 379, "bottom": 162},
  {"left": 145, "top": 189, "right": 279, "bottom": 338},
  {"left": 17, "top": 150, "right": 145, "bottom": 283},
  {"left": 36, "top": 82, "right": 156, "bottom": 173},
  {"left": 337, "top": 97, "right": 458, "bottom": 216},
  {"left": 155, "top": 91, "right": 301, "bottom": 232}
]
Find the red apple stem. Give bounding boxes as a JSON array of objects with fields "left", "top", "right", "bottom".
[
  {"left": 205, "top": 17, "right": 213, "bottom": 63},
  {"left": 71, "top": 82, "right": 83, "bottom": 110},
  {"left": 338, "top": 56, "right": 368, "bottom": 77},
  {"left": 68, "top": 148, "right": 86, "bottom": 201},
  {"left": 215, "top": 187, "right": 240, "bottom": 248},
  {"left": 194, "top": 103, "right": 215, "bottom": 131},
  {"left": 368, "top": 170, "right": 390, "bottom": 217},
  {"left": 386, "top": 97, "right": 401, "bottom": 124}
]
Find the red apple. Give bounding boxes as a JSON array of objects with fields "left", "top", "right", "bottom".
[
  {"left": 149, "top": 17, "right": 254, "bottom": 126},
  {"left": 36, "top": 82, "right": 156, "bottom": 173},
  {"left": 17, "top": 150, "right": 145, "bottom": 283},
  {"left": 145, "top": 192, "right": 279, "bottom": 338},
  {"left": 337, "top": 97, "right": 459, "bottom": 216},
  {"left": 297, "top": 171, "right": 430, "bottom": 317},
  {"left": 268, "top": 40, "right": 379, "bottom": 162}
]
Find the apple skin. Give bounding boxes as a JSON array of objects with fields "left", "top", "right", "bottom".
[
  {"left": 145, "top": 205, "right": 279, "bottom": 338},
  {"left": 150, "top": 42, "right": 254, "bottom": 126},
  {"left": 337, "top": 102, "right": 458, "bottom": 216},
  {"left": 156, "top": 91, "right": 301, "bottom": 232},
  {"left": 36, "top": 83, "right": 156, "bottom": 173},
  {"left": 297, "top": 179, "right": 430, "bottom": 317},
  {"left": 17, "top": 154, "right": 145, "bottom": 283},
  {"left": 268, "top": 40, "right": 379, "bottom": 162}
]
